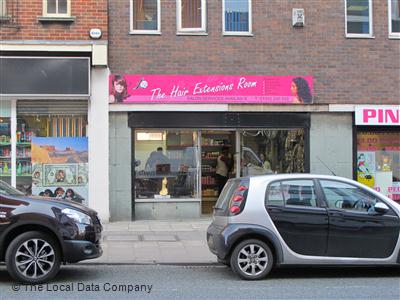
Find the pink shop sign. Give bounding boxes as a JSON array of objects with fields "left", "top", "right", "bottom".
[{"left": 109, "top": 75, "right": 314, "bottom": 104}]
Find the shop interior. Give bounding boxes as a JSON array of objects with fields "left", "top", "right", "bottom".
[{"left": 133, "top": 128, "right": 306, "bottom": 215}]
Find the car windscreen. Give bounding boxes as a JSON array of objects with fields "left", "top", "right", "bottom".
[{"left": 0, "top": 180, "right": 25, "bottom": 196}]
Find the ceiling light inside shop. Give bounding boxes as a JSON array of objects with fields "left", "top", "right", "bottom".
[{"left": 137, "top": 132, "right": 164, "bottom": 141}]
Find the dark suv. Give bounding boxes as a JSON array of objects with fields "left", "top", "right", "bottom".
[
  {"left": 0, "top": 180, "right": 102, "bottom": 283},
  {"left": 207, "top": 174, "right": 400, "bottom": 280}
]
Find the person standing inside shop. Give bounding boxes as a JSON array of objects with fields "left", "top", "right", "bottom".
[{"left": 216, "top": 146, "right": 231, "bottom": 194}]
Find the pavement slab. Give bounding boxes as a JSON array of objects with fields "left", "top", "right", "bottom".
[{"left": 88, "top": 218, "right": 216, "bottom": 264}]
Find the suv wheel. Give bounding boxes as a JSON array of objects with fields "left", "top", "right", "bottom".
[
  {"left": 5, "top": 231, "right": 61, "bottom": 284},
  {"left": 230, "top": 239, "right": 273, "bottom": 280}
]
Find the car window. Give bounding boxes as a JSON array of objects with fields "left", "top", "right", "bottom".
[
  {"left": 281, "top": 180, "right": 317, "bottom": 207},
  {"left": 319, "top": 180, "right": 379, "bottom": 212},
  {"left": 266, "top": 182, "right": 284, "bottom": 206}
]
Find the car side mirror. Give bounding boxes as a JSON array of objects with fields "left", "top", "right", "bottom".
[{"left": 374, "top": 202, "right": 389, "bottom": 214}]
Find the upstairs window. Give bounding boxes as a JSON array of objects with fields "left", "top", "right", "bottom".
[
  {"left": 43, "top": 0, "right": 71, "bottom": 17},
  {"left": 389, "top": 0, "right": 400, "bottom": 37},
  {"left": 345, "top": 0, "right": 373, "bottom": 37},
  {"left": 0, "top": 0, "right": 8, "bottom": 18},
  {"left": 177, "top": 0, "right": 206, "bottom": 33},
  {"left": 223, "top": 0, "right": 252, "bottom": 35},
  {"left": 130, "top": 0, "right": 160, "bottom": 34}
]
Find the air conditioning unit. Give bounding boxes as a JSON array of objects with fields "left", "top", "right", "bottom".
[{"left": 292, "top": 8, "right": 305, "bottom": 27}]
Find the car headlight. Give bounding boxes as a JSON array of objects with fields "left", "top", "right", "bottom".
[{"left": 61, "top": 208, "right": 92, "bottom": 225}]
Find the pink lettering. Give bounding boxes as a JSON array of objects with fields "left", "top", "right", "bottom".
[
  {"left": 378, "top": 109, "right": 384, "bottom": 123},
  {"left": 363, "top": 109, "right": 376, "bottom": 123},
  {"left": 385, "top": 109, "right": 399, "bottom": 124}
]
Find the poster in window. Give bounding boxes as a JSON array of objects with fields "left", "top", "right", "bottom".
[
  {"left": 357, "top": 151, "right": 375, "bottom": 188},
  {"left": 31, "top": 137, "right": 88, "bottom": 205}
]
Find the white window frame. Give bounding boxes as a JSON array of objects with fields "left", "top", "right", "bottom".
[
  {"left": 388, "top": 0, "right": 400, "bottom": 38},
  {"left": 42, "top": 0, "right": 71, "bottom": 18},
  {"left": 177, "top": 0, "right": 206, "bottom": 34},
  {"left": 345, "top": 0, "right": 374, "bottom": 38},
  {"left": 130, "top": 0, "right": 161, "bottom": 35},
  {"left": 0, "top": 0, "right": 8, "bottom": 18},
  {"left": 222, "top": 0, "right": 253, "bottom": 36}
]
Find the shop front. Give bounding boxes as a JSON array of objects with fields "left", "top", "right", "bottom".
[
  {"left": 109, "top": 74, "right": 315, "bottom": 220},
  {"left": 130, "top": 112, "right": 310, "bottom": 218},
  {"left": 355, "top": 105, "right": 400, "bottom": 202},
  {"left": 0, "top": 56, "right": 109, "bottom": 220}
]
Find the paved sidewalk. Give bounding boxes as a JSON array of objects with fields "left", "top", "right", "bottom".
[{"left": 86, "top": 218, "right": 218, "bottom": 264}]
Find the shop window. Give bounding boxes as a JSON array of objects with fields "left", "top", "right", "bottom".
[
  {"left": 177, "top": 0, "right": 206, "bottom": 34},
  {"left": 240, "top": 129, "right": 305, "bottom": 177},
  {"left": 43, "top": 0, "right": 71, "bottom": 17},
  {"left": 130, "top": 0, "right": 160, "bottom": 34},
  {"left": 0, "top": 116, "right": 11, "bottom": 185},
  {"left": 16, "top": 115, "right": 88, "bottom": 199},
  {"left": 223, "top": 0, "right": 252, "bottom": 35},
  {"left": 134, "top": 130, "right": 199, "bottom": 200},
  {"left": 345, "top": 0, "right": 373, "bottom": 37},
  {"left": 357, "top": 131, "right": 400, "bottom": 201},
  {"left": 389, "top": 0, "right": 400, "bottom": 38}
]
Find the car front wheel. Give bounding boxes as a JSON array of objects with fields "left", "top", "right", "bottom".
[
  {"left": 230, "top": 239, "right": 273, "bottom": 280},
  {"left": 5, "top": 231, "right": 61, "bottom": 284}
]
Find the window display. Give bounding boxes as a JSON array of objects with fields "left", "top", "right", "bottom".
[
  {"left": 357, "top": 131, "right": 400, "bottom": 201},
  {"left": 240, "top": 129, "right": 305, "bottom": 176},
  {"left": 134, "top": 130, "right": 199, "bottom": 200},
  {"left": 0, "top": 117, "right": 12, "bottom": 184},
  {"left": 16, "top": 115, "right": 87, "bottom": 194}
]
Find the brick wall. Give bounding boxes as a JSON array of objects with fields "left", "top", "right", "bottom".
[
  {"left": 109, "top": 0, "right": 400, "bottom": 104},
  {"left": 0, "top": 0, "right": 108, "bottom": 40}
]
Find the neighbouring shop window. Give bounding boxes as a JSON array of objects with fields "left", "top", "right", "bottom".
[
  {"left": 223, "top": 0, "right": 251, "bottom": 34},
  {"left": 177, "top": 0, "right": 206, "bottom": 33},
  {"left": 357, "top": 131, "right": 400, "bottom": 201},
  {"left": 134, "top": 130, "right": 199, "bottom": 200},
  {"left": 389, "top": 0, "right": 400, "bottom": 37},
  {"left": 43, "top": 0, "right": 70, "bottom": 17},
  {"left": 131, "top": 0, "right": 160, "bottom": 33},
  {"left": 0, "top": 116, "right": 11, "bottom": 185},
  {"left": 345, "top": 0, "right": 372, "bottom": 37},
  {"left": 240, "top": 129, "right": 306, "bottom": 176},
  {"left": 16, "top": 115, "right": 88, "bottom": 205}
]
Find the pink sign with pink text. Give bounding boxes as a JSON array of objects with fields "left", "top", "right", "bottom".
[{"left": 109, "top": 75, "right": 313, "bottom": 104}]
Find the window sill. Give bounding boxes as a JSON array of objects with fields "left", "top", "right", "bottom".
[
  {"left": 345, "top": 34, "right": 375, "bottom": 39},
  {"left": 223, "top": 32, "right": 254, "bottom": 37},
  {"left": 129, "top": 31, "right": 161, "bottom": 35},
  {"left": 37, "top": 16, "right": 76, "bottom": 22},
  {"left": 176, "top": 31, "right": 208, "bottom": 36},
  {"left": 0, "top": 16, "right": 12, "bottom": 22},
  {"left": 388, "top": 35, "right": 400, "bottom": 39}
]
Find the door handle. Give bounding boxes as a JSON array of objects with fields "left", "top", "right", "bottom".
[{"left": 267, "top": 207, "right": 284, "bottom": 213}]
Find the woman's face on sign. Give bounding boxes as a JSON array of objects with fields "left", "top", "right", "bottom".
[
  {"left": 114, "top": 81, "right": 125, "bottom": 94},
  {"left": 291, "top": 81, "right": 298, "bottom": 95}
]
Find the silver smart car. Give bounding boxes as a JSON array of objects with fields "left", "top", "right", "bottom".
[{"left": 207, "top": 174, "right": 400, "bottom": 280}]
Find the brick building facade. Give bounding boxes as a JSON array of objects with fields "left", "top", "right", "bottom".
[
  {"left": 107, "top": 1, "right": 399, "bottom": 221},
  {"left": 1, "top": 0, "right": 110, "bottom": 221}
]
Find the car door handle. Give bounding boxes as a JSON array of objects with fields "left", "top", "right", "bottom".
[{"left": 267, "top": 207, "right": 284, "bottom": 213}]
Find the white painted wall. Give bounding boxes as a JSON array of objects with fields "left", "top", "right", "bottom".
[{"left": 89, "top": 68, "right": 110, "bottom": 222}]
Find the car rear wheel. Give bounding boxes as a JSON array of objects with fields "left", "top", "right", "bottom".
[
  {"left": 230, "top": 239, "right": 273, "bottom": 280},
  {"left": 5, "top": 231, "right": 61, "bottom": 284}
]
